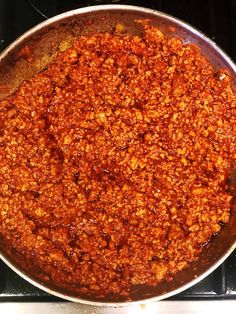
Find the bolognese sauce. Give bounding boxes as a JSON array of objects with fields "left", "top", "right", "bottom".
[{"left": 0, "top": 21, "right": 236, "bottom": 297}]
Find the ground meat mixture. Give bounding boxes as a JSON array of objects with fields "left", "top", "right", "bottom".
[{"left": 0, "top": 21, "right": 236, "bottom": 298}]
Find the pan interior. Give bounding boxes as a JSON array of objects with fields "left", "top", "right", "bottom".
[{"left": 0, "top": 5, "right": 236, "bottom": 305}]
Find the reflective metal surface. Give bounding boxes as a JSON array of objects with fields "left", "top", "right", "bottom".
[
  {"left": 1, "top": 301, "right": 236, "bottom": 314},
  {"left": 0, "top": 4, "right": 236, "bottom": 306}
]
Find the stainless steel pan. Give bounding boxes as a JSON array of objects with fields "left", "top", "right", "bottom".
[{"left": 0, "top": 4, "right": 236, "bottom": 306}]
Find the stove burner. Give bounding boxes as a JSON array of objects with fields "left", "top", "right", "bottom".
[{"left": 26, "top": 0, "right": 189, "bottom": 19}]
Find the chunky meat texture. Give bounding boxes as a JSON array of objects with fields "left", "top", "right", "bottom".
[{"left": 0, "top": 22, "right": 236, "bottom": 297}]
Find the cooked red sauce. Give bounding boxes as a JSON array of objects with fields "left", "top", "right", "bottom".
[{"left": 0, "top": 22, "right": 236, "bottom": 297}]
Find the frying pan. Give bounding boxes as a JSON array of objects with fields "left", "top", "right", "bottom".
[{"left": 0, "top": 4, "right": 236, "bottom": 306}]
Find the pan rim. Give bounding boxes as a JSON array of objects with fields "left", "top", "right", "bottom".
[
  {"left": 0, "top": 4, "right": 235, "bottom": 72},
  {"left": 0, "top": 4, "right": 236, "bottom": 307},
  {"left": 1, "top": 242, "right": 236, "bottom": 307}
]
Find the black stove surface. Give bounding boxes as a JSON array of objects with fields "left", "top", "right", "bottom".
[{"left": 0, "top": 0, "right": 236, "bottom": 302}]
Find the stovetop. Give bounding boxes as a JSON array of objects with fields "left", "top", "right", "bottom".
[{"left": 0, "top": 0, "right": 236, "bottom": 304}]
